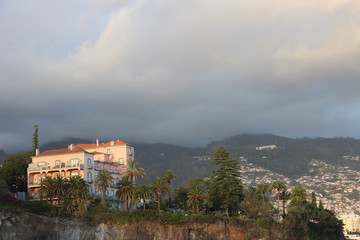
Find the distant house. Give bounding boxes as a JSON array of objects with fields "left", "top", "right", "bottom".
[
  {"left": 256, "top": 145, "right": 278, "bottom": 150},
  {"left": 27, "top": 139, "right": 134, "bottom": 209}
]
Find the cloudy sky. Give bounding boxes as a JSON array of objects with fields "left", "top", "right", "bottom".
[{"left": 1, "top": 0, "right": 360, "bottom": 152}]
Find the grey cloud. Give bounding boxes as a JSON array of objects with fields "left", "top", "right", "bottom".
[{"left": 2, "top": 0, "right": 360, "bottom": 152}]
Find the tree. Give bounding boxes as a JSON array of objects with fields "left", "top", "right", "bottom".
[
  {"left": 279, "top": 189, "right": 291, "bottom": 220},
  {"left": 68, "top": 176, "right": 90, "bottom": 214},
  {"left": 272, "top": 179, "right": 286, "bottom": 219},
  {"left": 134, "top": 184, "right": 153, "bottom": 210},
  {"left": 283, "top": 186, "right": 310, "bottom": 240},
  {"left": 152, "top": 177, "right": 168, "bottom": 211},
  {"left": 210, "top": 146, "right": 243, "bottom": 216},
  {"left": 39, "top": 175, "right": 54, "bottom": 202},
  {"left": 187, "top": 185, "right": 205, "bottom": 214},
  {"left": 94, "top": 170, "right": 114, "bottom": 208},
  {"left": 162, "top": 170, "right": 176, "bottom": 205},
  {"left": 52, "top": 175, "right": 67, "bottom": 206},
  {"left": 0, "top": 152, "right": 32, "bottom": 193},
  {"left": 116, "top": 175, "right": 135, "bottom": 211},
  {"left": 32, "top": 124, "right": 39, "bottom": 155},
  {"left": 123, "top": 159, "right": 146, "bottom": 182},
  {"left": 241, "top": 187, "right": 273, "bottom": 219},
  {"left": 256, "top": 182, "right": 272, "bottom": 202}
]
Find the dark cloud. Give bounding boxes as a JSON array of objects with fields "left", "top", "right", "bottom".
[{"left": 2, "top": 0, "right": 360, "bottom": 152}]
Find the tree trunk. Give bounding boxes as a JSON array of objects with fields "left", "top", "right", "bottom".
[
  {"left": 157, "top": 192, "right": 161, "bottom": 211},
  {"left": 143, "top": 198, "right": 146, "bottom": 210},
  {"left": 196, "top": 198, "right": 199, "bottom": 214},
  {"left": 282, "top": 200, "right": 286, "bottom": 220}
]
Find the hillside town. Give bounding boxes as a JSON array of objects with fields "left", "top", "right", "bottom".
[{"left": 239, "top": 156, "right": 360, "bottom": 234}]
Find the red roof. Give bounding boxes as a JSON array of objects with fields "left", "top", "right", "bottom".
[
  {"left": 76, "top": 140, "right": 127, "bottom": 149},
  {"left": 36, "top": 147, "right": 90, "bottom": 157}
]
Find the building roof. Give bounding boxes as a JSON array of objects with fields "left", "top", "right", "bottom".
[
  {"left": 35, "top": 147, "right": 90, "bottom": 157},
  {"left": 76, "top": 140, "right": 128, "bottom": 149}
]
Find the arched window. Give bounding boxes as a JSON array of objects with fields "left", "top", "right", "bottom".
[
  {"left": 87, "top": 158, "right": 92, "bottom": 166},
  {"left": 88, "top": 186, "right": 93, "bottom": 194},
  {"left": 87, "top": 172, "right": 92, "bottom": 181}
]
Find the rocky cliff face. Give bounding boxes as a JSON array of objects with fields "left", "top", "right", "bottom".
[{"left": 0, "top": 210, "right": 261, "bottom": 240}]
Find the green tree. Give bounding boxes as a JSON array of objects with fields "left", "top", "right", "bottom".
[
  {"left": 241, "top": 187, "right": 273, "bottom": 219},
  {"left": 272, "top": 179, "right": 286, "bottom": 219},
  {"left": 284, "top": 186, "right": 310, "bottom": 240},
  {"left": 116, "top": 175, "right": 135, "bottom": 211},
  {"left": 0, "top": 152, "right": 32, "bottom": 193},
  {"left": 124, "top": 159, "right": 146, "bottom": 182},
  {"left": 32, "top": 124, "right": 39, "bottom": 155},
  {"left": 94, "top": 170, "right": 114, "bottom": 208},
  {"left": 257, "top": 182, "right": 272, "bottom": 202},
  {"left": 39, "top": 175, "right": 54, "bottom": 202},
  {"left": 52, "top": 175, "right": 67, "bottom": 206},
  {"left": 68, "top": 176, "right": 90, "bottom": 214},
  {"left": 152, "top": 177, "right": 168, "bottom": 211},
  {"left": 134, "top": 184, "right": 153, "bottom": 210},
  {"left": 279, "top": 189, "right": 291, "bottom": 220},
  {"left": 210, "top": 146, "right": 243, "bottom": 216},
  {"left": 162, "top": 170, "right": 176, "bottom": 205},
  {"left": 187, "top": 185, "right": 205, "bottom": 214}
]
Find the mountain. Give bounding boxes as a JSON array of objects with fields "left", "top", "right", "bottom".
[
  {"left": 29, "top": 134, "right": 360, "bottom": 188},
  {"left": 0, "top": 150, "right": 6, "bottom": 164}
]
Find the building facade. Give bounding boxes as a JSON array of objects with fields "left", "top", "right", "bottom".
[{"left": 27, "top": 139, "right": 134, "bottom": 208}]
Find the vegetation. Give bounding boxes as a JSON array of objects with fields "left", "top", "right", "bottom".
[
  {"left": 32, "top": 124, "right": 39, "bottom": 155},
  {"left": 94, "top": 170, "right": 114, "bottom": 208},
  {"left": 0, "top": 152, "right": 32, "bottom": 193},
  {"left": 0, "top": 144, "right": 345, "bottom": 239},
  {"left": 210, "top": 146, "right": 243, "bottom": 216}
]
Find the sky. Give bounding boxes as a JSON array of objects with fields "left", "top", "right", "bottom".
[{"left": 2, "top": 0, "right": 360, "bottom": 152}]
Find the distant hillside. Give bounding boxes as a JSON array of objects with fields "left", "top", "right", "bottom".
[
  {"left": 39, "top": 138, "right": 94, "bottom": 151},
  {"left": 0, "top": 150, "right": 6, "bottom": 164},
  {"left": 207, "top": 134, "right": 360, "bottom": 177},
  {"left": 31, "top": 134, "right": 360, "bottom": 189}
]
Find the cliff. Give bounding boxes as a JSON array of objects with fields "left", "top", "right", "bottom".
[{"left": 0, "top": 210, "right": 268, "bottom": 240}]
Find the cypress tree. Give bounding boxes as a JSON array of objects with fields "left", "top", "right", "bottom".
[{"left": 32, "top": 125, "right": 39, "bottom": 155}]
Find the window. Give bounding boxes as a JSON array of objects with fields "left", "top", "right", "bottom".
[
  {"left": 55, "top": 160, "right": 61, "bottom": 167},
  {"left": 87, "top": 172, "right": 92, "bottom": 181},
  {"left": 70, "top": 158, "right": 79, "bottom": 167},
  {"left": 118, "top": 158, "right": 124, "bottom": 164},
  {"left": 88, "top": 186, "right": 93, "bottom": 194},
  {"left": 70, "top": 171, "right": 79, "bottom": 177},
  {"left": 106, "top": 149, "right": 110, "bottom": 154},
  {"left": 87, "top": 158, "right": 92, "bottom": 166},
  {"left": 37, "top": 162, "right": 46, "bottom": 169}
]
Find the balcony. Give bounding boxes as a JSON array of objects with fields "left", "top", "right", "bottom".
[
  {"left": 28, "top": 163, "right": 85, "bottom": 172},
  {"left": 87, "top": 165, "right": 93, "bottom": 169}
]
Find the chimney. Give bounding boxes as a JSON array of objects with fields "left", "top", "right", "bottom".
[
  {"left": 96, "top": 139, "right": 99, "bottom": 147},
  {"left": 68, "top": 144, "right": 75, "bottom": 150},
  {"left": 35, "top": 148, "right": 40, "bottom": 156},
  {"left": 110, "top": 141, "right": 114, "bottom": 146}
]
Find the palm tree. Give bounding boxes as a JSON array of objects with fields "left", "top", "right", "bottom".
[
  {"left": 116, "top": 176, "right": 135, "bottom": 211},
  {"left": 94, "top": 170, "right": 114, "bottom": 208},
  {"left": 187, "top": 185, "right": 205, "bottom": 214},
  {"left": 256, "top": 182, "right": 271, "bottom": 202},
  {"left": 68, "top": 176, "right": 90, "bottom": 213},
  {"left": 52, "top": 175, "right": 67, "bottom": 206},
  {"left": 279, "top": 190, "right": 291, "bottom": 220},
  {"left": 124, "top": 159, "right": 146, "bottom": 182},
  {"left": 152, "top": 177, "right": 168, "bottom": 211},
  {"left": 291, "top": 185, "right": 307, "bottom": 202},
  {"left": 272, "top": 179, "right": 286, "bottom": 218},
  {"left": 134, "top": 184, "right": 153, "bottom": 210},
  {"left": 162, "top": 170, "right": 176, "bottom": 205},
  {"left": 39, "top": 175, "right": 54, "bottom": 202}
]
